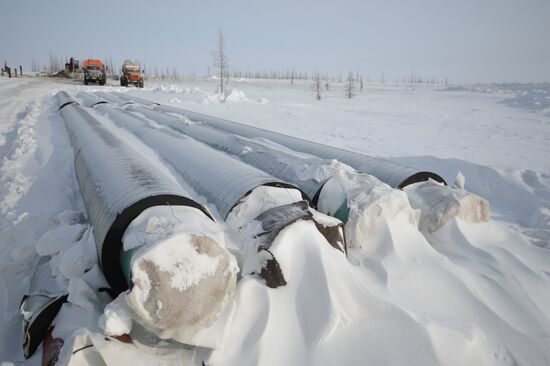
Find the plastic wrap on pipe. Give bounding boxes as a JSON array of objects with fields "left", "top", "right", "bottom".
[
  {"left": 127, "top": 104, "right": 327, "bottom": 201},
  {"left": 55, "top": 92, "right": 212, "bottom": 293},
  {"left": 94, "top": 104, "right": 308, "bottom": 219},
  {"left": 149, "top": 104, "right": 447, "bottom": 188}
]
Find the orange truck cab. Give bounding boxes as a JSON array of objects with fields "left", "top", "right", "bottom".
[
  {"left": 83, "top": 59, "right": 106, "bottom": 85},
  {"left": 120, "top": 60, "right": 144, "bottom": 88}
]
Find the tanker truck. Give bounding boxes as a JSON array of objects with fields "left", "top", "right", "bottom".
[{"left": 120, "top": 59, "right": 144, "bottom": 88}]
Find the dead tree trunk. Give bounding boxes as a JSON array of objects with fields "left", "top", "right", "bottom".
[
  {"left": 314, "top": 72, "right": 321, "bottom": 101},
  {"left": 213, "top": 30, "right": 228, "bottom": 95},
  {"left": 346, "top": 72, "right": 354, "bottom": 98}
]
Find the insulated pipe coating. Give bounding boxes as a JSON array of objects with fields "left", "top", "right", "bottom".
[
  {"left": 93, "top": 103, "right": 310, "bottom": 219},
  {"left": 111, "top": 93, "right": 446, "bottom": 189},
  {"left": 77, "top": 91, "right": 108, "bottom": 108},
  {"left": 56, "top": 92, "right": 213, "bottom": 294},
  {"left": 125, "top": 104, "right": 328, "bottom": 201},
  {"left": 95, "top": 93, "right": 348, "bottom": 284},
  {"left": 155, "top": 105, "right": 447, "bottom": 188},
  {"left": 56, "top": 90, "right": 78, "bottom": 110},
  {"left": 109, "top": 91, "right": 159, "bottom": 106}
]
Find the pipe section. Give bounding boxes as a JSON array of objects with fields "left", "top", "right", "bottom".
[
  {"left": 56, "top": 90, "right": 78, "bottom": 111},
  {"left": 77, "top": 91, "right": 108, "bottom": 108},
  {"left": 112, "top": 91, "right": 160, "bottom": 106},
  {"left": 55, "top": 92, "right": 213, "bottom": 294},
  {"left": 143, "top": 102, "right": 446, "bottom": 188},
  {"left": 95, "top": 103, "right": 346, "bottom": 285},
  {"left": 94, "top": 103, "right": 309, "bottom": 219},
  {"left": 126, "top": 104, "right": 327, "bottom": 201}
]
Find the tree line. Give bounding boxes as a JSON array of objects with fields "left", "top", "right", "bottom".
[{"left": 25, "top": 32, "right": 450, "bottom": 101}]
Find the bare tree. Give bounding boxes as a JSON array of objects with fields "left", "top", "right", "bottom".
[
  {"left": 346, "top": 71, "right": 355, "bottom": 98},
  {"left": 172, "top": 66, "right": 178, "bottom": 82},
  {"left": 325, "top": 72, "right": 330, "bottom": 91},
  {"left": 31, "top": 57, "right": 38, "bottom": 73},
  {"left": 314, "top": 71, "right": 321, "bottom": 101},
  {"left": 213, "top": 30, "right": 228, "bottom": 95},
  {"left": 360, "top": 76, "right": 363, "bottom": 92},
  {"left": 290, "top": 68, "right": 295, "bottom": 85},
  {"left": 48, "top": 52, "right": 59, "bottom": 74},
  {"left": 109, "top": 57, "right": 115, "bottom": 79}
]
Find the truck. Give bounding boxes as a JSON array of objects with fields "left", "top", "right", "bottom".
[
  {"left": 120, "top": 60, "right": 144, "bottom": 88},
  {"left": 82, "top": 59, "right": 106, "bottom": 85}
]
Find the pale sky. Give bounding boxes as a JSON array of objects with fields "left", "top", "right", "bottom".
[{"left": 1, "top": 0, "right": 549, "bottom": 83}]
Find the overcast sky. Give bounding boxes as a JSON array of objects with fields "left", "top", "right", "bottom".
[{"left": 1, "top": 0, "right": 549, "bottom": 83}]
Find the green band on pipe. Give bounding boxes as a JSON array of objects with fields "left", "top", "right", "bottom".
[
  {"left": 120, "top": 246, "right": 142, "bottom": 289},
  {"left": 333, "top": 200, "right": 350, "bottom": 223}
]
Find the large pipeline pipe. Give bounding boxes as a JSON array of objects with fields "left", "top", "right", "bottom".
[
  {"left": 92, "top": 101, "right": 310, "bottom": 220},
  {"left": 104, "top": 93, "right": 491, "bottom": 249},
  {"left": 111, "top": 92, "right": 446, "bottom": 189},
  {"left": 56, "top": 92, "right": 239, "bottom": 346},
  {"left": 126, "top": 104, "right": 327, "bottom": 201},
  {"left": 91, "top": 100, "right": 346, "bottom": 283},
  {"left": 78, "top": 91, "right": 108, "bottom": 108},
  {"left": 95, "top": 93, "right": 381, "bottom": 218},
  {"left": 56, "top": 91, "right": 214, "bottom": 293},
  {"left": 106, "top": 91, "right": 159, "bottom": 107},
  {"left": 123, "top": 103, "right": 392, "bottom": 217}
]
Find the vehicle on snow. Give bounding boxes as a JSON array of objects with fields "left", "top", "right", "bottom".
[
  {"left": 82, "top": 59, "right": 106, "bottom": 85},
  {"left": 120, "top": 60, "right": 144, "bottom": 88}
]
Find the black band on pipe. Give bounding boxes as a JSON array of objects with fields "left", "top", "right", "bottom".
[
  {"left": 311, "top": 180, "right": 330, "bottom": 209},
  {"left": 101, "top": 194, "right": 213, "bottom": 295},
  {"left": 58, "top": 101, "right": 78, "bottom": 111},
  {"left": 91, "top": 101, "right": 109, "bottom": 107},
  {"left": 397, "top": 171, "right": 446, "bottom": 189}
]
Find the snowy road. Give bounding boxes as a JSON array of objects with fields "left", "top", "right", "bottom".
[{"left": 1, "top": 77, "right": 550, "bottom": 365}]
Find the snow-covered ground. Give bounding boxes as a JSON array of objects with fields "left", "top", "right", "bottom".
[{"left": 1, "top": 76, "right": 549, "bottom": 365}]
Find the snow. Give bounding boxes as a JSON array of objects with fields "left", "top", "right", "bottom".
[
  {"left": 454, "top": 171, "right": 466, "bottom": 189},
  {"left": 98, "top": 300, "right": 133, "bottom": 337},
  {"left": 1, "top": 76, "right": 549, "bottom": 365},
  {"left": 35, "top": 223, "right": 86, "bottom": 256},
  {"left": 149, "top": 85, "right": 258, "bottom": 105}
]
